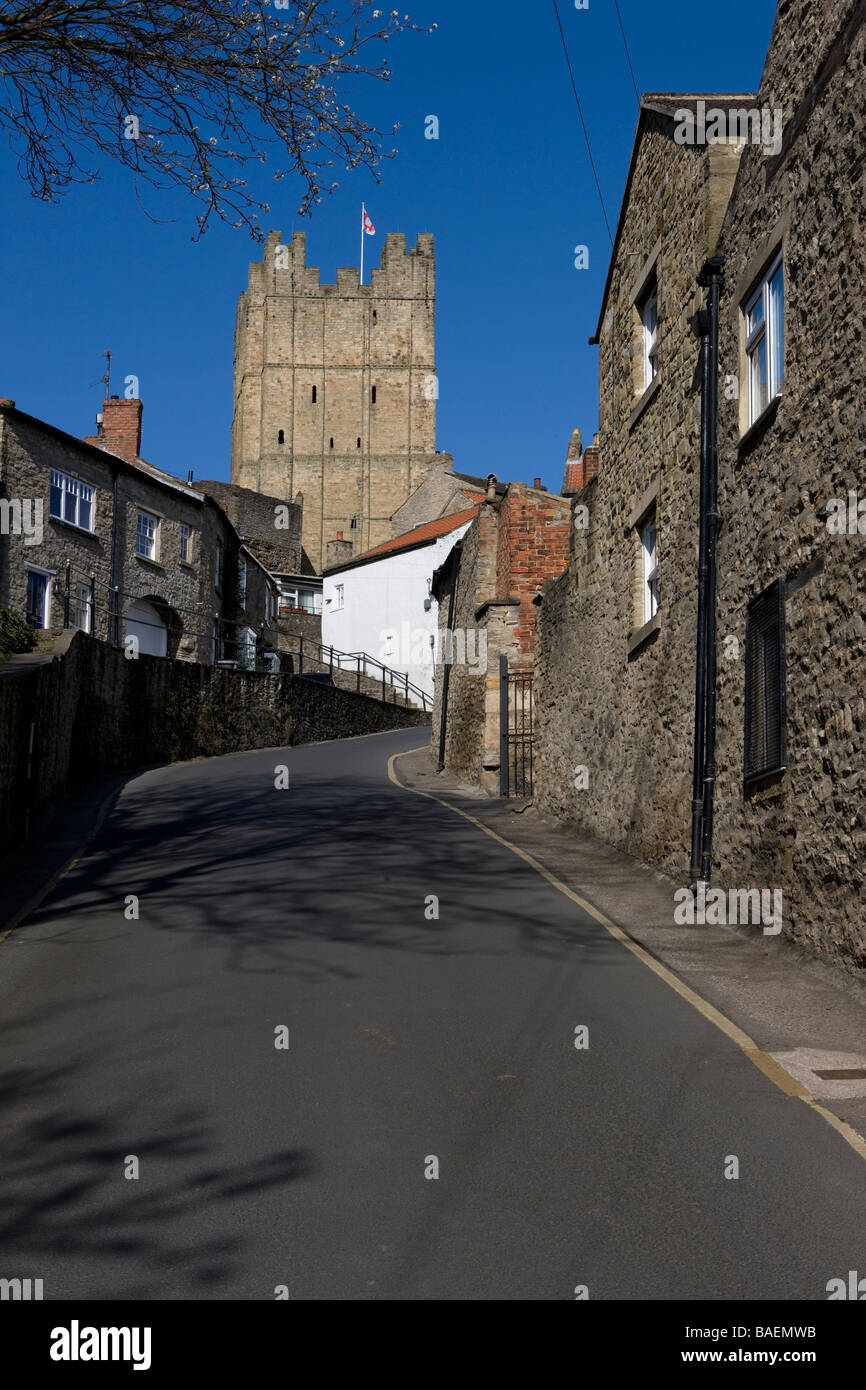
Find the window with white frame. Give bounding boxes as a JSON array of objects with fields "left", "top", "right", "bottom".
[
  {"left": 744, "top": 253, "right": 784, "bottom": 426},
  {"left": 136, "top": 510, "right": 159, "bottom": 560},
  {"left": 266, "top": 586, "right": 275, "bottom": 623},
  {"left": 238, "top": 557, "right": 247, "bottom": 609},
  {"left": 180, "top": 523, "right": 192, "bottom": 564},
  {"left": 50, "top": 469, "right": 94, "bottom": 531},
  {"left": 72, "top": 580, "right": 91, "bottom": 633},
  {"left": 333, "top": 583, "right": 344, "bottom": 611},
  {"left": 639, "top": 281, "right": 659, "bottom": 389},
  {"left": 214, "top": 541, "right": 223, "bottom": 591},
  {"left": 640, "top": 510, "right": 659, "bottom": 624}
]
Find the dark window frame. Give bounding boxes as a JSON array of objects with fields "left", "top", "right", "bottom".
[{"left": 744, "top": 578, "right": 787, "bottom": 784}]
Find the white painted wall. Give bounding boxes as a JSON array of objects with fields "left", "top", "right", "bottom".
[{"left": 321, "top": 522, "right": 473, "bottom": 701}]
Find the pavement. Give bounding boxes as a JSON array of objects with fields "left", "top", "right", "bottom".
[{"left": 0, "top": 727, "right": 864, "bottom": 1300}]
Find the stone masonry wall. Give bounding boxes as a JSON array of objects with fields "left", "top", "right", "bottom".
[
  {"left": 710, "top": 0, "right": 866, "bottom": 967},
  {"left": 535, "top": 108, "right": 744, "bottom": 867},
  {"left": 0, "top": 631, "right": 428, "bottom": 849},
  {"left": 232, "top": 229, "right": 437, "bottom": 571}
]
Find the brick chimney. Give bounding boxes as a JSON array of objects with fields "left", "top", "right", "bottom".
[
  {"left": 326, "top": 534, "right": 354, "bottom": 567},
  {"left": 85, "top": 395, "right": 142, "bottom": 460}
]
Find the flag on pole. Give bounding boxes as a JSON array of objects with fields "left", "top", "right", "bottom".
[{"left": 362, "top": 207, "right": 375, "bottom": 235}]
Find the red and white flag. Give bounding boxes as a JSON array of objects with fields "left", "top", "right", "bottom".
[{"left": 362, "top": 206, "right": 375, "bottom": 235}]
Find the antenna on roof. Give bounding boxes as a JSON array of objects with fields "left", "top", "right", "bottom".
[{"left": 88, "top": 349, "right": 112, "bottom": 398}]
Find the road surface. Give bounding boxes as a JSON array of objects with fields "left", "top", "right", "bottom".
[{"left": 1, "top": 728, "right": 864, "bottom": 1300}]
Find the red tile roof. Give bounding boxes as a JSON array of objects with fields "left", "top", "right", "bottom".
[{"left": 348, "top": 505, "right": 480, "bottom": 563}]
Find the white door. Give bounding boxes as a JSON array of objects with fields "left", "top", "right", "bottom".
[{"left": 125, "top": 599, "right": 168, "bottom": 657}]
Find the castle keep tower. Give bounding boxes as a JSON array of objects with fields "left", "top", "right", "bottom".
[{"left": 231, "top": 228, "right": 436, "bottom": 573}]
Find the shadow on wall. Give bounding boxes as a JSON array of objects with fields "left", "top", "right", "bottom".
[{"left": 0, "top": 631, "right": 429, "bottom": 850}]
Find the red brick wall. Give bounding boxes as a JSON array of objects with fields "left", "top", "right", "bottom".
[
  {"left": 85, "top": 397, "right": 142, "bottom": 461},
  {"left": 496, "top": 486, "right": 571, "bottom": 657}
]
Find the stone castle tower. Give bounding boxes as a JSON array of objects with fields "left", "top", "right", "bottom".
[{"left": 231, "top": 228, "right": 437, "bottom": 573}]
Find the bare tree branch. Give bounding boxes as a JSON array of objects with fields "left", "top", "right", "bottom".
[{"left": 0, "top": 0, "right": 434, "bottom": 238}]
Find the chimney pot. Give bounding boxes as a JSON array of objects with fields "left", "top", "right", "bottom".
[
  {"left": 533, "top": 477, "right": 541, "bottom": 489},
  {"left": 337, "top": 530, "right": 343, "bottom": 540}
]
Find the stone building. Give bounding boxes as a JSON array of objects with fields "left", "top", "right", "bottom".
[
  {"left": 231, "top": 228, "right": 438, "bottom": 573},
  {"left": 708, "top": 0, "right": 866, "bottom": 967},
  {"left": 535, "top": 93, "right": 748, "bottom": 860},
  {"left": 0, "top": 396, "right": 278, "bottom": 666},
  {"left": 432, "top": 477, "right": 571, "bottom": 794},
  {"left": 535, "top": 1, "right": 866, "bottom": 968}
]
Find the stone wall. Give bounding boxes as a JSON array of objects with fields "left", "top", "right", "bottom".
[
  {"left": 709, "top": 0, "right": 866, "bottom": 967},
  {"left": 535, "top": 103, "right": 744, "bottom": 868},
  {"left": 534, "top": 9, "right": 866, "bottom": 970},
  {"left": 198, "top": 478, "right": 303, "bottom": 575},
  {"left": 0, "top": 631, "right": 428, "bottom": 848}
]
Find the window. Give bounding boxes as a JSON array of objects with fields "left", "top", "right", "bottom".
[
  {"left": 278, "top": 429, "right": 285, "bottom": 444},
  {"left": 238, "top": 557, "right": 247, "bottom": 609},
  {"left": 639, "top": 281, "right": 658, "bottom": 389},
  {"left": 333, "top": 583, "right": 344, "bottom": 611},
  {"left": 50, "top": 469, "right": 93, "bottom": 531},
  {"left": 136, "top": 510, "right": 159, "bottom": 560},
  {"left": 25, "top": 566, "right": 51, "bottom": 628},
  {"left": 71, "top": 580, "right": 91, "bottom": 633},
  {"left": 180, "top": 523, "right": 191, "bottom": 564},
  {"left": 266, "top": 586, "right": 275, "bottom": 623},
  {"left": 744, "top": 579, "right": 786, "bottom": 782},
  {"left": 640, "top": 510, "right": 658, "bottom": 624},
  {"left": 371, "top": 386, "right": 377, "bottom": 404},
  {"left": 311, "top": 385, "right": 317, "bottom": 404},
  {"left": 329, "top": 437, "right": 334, "bottom": 449},
  {"left": 357, "top": 437, "right": 361, "bottom": 449},
  {"left": 350, "top": 516, "right": 358, "bottom": 530},
  {"left": 214, "top": 541, "right": 223, "bottom": 591},
  {"left": 745, "top": 254, "right": 784, "bottom": 425}
]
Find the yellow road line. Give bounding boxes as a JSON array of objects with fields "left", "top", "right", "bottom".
[{"left": 387, "top": 747, "right": 866, "bottom": 1164}]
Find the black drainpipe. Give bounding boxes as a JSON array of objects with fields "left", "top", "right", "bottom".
[
  {"left": 690, "top": 256, "right": 723, "bottom": 885},
  {"left": 437, "top": 542, "right": 461, "bottom": 771}
]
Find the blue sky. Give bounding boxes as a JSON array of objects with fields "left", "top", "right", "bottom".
[{"left": 0, "top": 0, "right": 777, "bottom": 493}]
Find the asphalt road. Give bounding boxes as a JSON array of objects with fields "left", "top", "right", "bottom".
[{"left": 1, "top": 728, "right": 864, "bottom": 1300}]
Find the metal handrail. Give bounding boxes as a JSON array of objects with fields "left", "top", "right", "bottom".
[{"left": 280, "top": 632, "right": 431, "bottom": 711}]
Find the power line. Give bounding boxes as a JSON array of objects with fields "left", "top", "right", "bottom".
[
  {"left": 551, "top": 0, "right": 614, "bottom": 246},
  {"left": 612, "top": 0, "right": 640, "bottom": 105}
]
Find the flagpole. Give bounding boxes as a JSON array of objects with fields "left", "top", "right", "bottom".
[{"left": 360, "top": 204, "right": 365, "bottom": 286}]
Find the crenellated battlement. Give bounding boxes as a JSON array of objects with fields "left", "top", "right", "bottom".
[
  {"left": 247, "top": 228, "right": 435, "bottom": 298},
  {"left": 231, "top": 225, "right": 438, "bottom": 573}
]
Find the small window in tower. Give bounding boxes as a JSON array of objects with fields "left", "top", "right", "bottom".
[
  {"left": 350, "top": 516, "right": 358, "bottom": 529},
  {"left": 371, "top": 386, "right": 377, "bottom": 405},
  {"left": 372, "top": 310, "right": 377, "bottom": 321},
  {"left": 329, "top": 437, "right": 334, "bottom": 449},
  {"left": 278, "top": 429, "right": 285, "bottom": 444},
  {"left": 356, "top": 437, "right": 361, "bottom": 449},
  {"left": 311, "top": 385, "right": 317, "bottom": 404}
]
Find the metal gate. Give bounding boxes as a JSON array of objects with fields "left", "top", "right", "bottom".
[{"left": 499, "top": 654, "right": 534, "bottom": 797}]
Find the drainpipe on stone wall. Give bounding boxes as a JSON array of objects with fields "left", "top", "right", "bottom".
[
  {"left": 690, "top": 256, "right": 723, "bottom": 887},
  {"left": 109, "top": 464, "right": 121, "bottom": 646},
  {"left": 437, "top": 542, "right": 461, "bottom": 771}
]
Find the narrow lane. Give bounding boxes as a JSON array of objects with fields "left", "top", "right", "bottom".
[{"left": 0, "top": 729, "right": 863, "bottom": 1300}]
